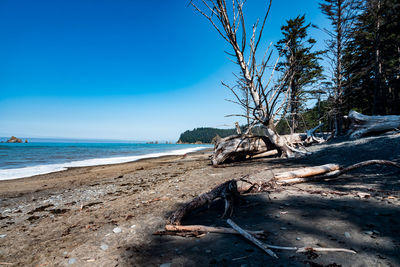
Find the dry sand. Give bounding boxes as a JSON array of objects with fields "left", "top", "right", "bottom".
[{"left": 1, "top": 135, "right": 400, "bottom": 266}]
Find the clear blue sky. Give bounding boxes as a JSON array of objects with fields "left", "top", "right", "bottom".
[{"left": 0, "top": 0, "right": 328, "bottom": 141}]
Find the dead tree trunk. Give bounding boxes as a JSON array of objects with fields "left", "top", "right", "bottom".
[
  {"left": 211, "top": 135, "right": 277, "bottom": 166},
  {"left": 347, "top": 110, "right": 400, "bottom": 139}
]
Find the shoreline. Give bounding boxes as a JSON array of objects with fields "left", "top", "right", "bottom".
[
  {"left": 0, "top": 146, "right": 211, "bottom": 181},
  {"left": 0, "top": 148, "right": 213, "bottom": 197}
]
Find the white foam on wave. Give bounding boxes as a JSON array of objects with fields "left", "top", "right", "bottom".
[{"left": 0, "top": 147, "right": 207, "bottom": 181}]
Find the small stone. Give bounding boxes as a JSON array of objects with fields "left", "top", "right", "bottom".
[
  {"left": 0, "top": 234, "right": 7, "bottom": 238},
  {"left": 344, "top": 232, "right": 351, "bottom": 238},
  {"left": 100, "top": 243, "right": 108, "bottom": 251},
  {"left": 113, "top": 227, "right": 122, "bottom": 233},
  {"left": 68, "top": 258, "right": 77, "bottom": 264},
  {"left": 130, "top": 225, "right": 136, "bottom": 228},
  {"left": 364, "top": 231, "right": 373, "bottom": 235},
  {"left": 160, "top": 263, "right": 171, "bottom": 267},
  {"left": 205, "top": 249, "right": 212, "bottom": 253},
  {"left": 63, "top": 251, "right": 68, "bottom": 255},
  {"left": 296, "top": 237, "right": 301, "bottom": 241}
]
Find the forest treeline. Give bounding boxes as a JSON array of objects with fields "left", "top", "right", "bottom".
[{"left": 274, "top": 0, "right": 400, "bottom": 135}]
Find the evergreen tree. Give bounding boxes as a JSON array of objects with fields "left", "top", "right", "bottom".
[
  {"left": 319, "top": 0, "right": 359, "bottom": 134},
  {"left": 275, "top": 15, "right": 324, "bottom": 133},
  {"left": 343, "top": 0, "right": 400, "bottom": 115}
]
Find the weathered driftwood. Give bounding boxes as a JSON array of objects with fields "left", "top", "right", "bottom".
[
  {"left": 211, "top": 135, "right": 277, "bottom": 165},
  {"left": 347, "top": 110, "right": 400, "bottom": 139},
  {"left": 227, "top": 219, "right": 355, "bottom": 258},
  {"left": 164, "top": 224, "right": 267, "bottom": 239},
  {"left": 274, "top": 164, "right": 340, "bottom": 180},
  {"left": 211, "top": 133, "right": 314, "bottom": 166},
  {"left": 168, "top": 180, "right": 239, "bottom": 225},
  {"left": 227, "top": 219, "right": 278, "bottom": 259},
  {"left": 277, "top": 160, "right": 400, "bottom": 185}
]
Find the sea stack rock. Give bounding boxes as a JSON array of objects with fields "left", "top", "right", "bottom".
[{"left": 6, "top": 136, "right": 23, "bottom": 143}]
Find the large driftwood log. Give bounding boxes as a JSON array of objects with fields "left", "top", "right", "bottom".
[
  {"left": 347, "top": 110, "right": 400, "bottom": 139},
  {"left": 211, "top": 135, "right": 277, "bottom": 165},
  {"left": 211, "top": 133, "right": 313, "bottom": 166}
]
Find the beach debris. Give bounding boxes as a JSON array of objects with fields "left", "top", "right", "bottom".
[
  {"left": 364, "top": 231, "right": 373, "bottom": 235},
  {"left": 67, "top": 258, "right": 77, "bottom": 265},
  {"left": 344, "top": 232, "right": 351, "bottom": 238},
  {"left": 296, "top": 237, "right": 301, "bottom": 241},
  {"left": 100, "top": 243, "right": 108, "bottom": 251},
  {"left": 227, "top": 219, "right": 278, "bottom": 259},
  {"left": 0, "top": 234, "right": 7, "bottom": 238},
  {"left": 228, "top": 219, "right": 356, "bottom": 258},
  {"left": 113, "top": 227, "right": 122, "bottom": 233}
]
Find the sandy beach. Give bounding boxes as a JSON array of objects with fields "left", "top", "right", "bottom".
[{"left": 1, "top": 135, "right": 400, "bottom": 266}]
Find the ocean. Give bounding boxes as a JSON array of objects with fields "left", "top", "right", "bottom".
[{"left": 0, "top": 139, "right": 211, "bottom": 180}]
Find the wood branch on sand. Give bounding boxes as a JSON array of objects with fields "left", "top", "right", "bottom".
[
  {"left": 227, "top": 219, "right": 356, "bottom": 259},
  {"left": 347, "top": 110, "right": 400, "bottom": 139}
]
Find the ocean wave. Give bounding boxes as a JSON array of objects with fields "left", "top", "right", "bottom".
[{"left": 0, "top": 146, "right": 206, "bottom": 181}]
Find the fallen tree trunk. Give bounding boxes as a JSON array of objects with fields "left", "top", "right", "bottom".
[
  {"left": 211, "top": 133, "right": 311, "bottom": 166},
  {"left": 347, "top": 110, "right": 400, "bottom": 139},
  {"left": 211, "top": 135, "right": 277, "bottom": 166}
]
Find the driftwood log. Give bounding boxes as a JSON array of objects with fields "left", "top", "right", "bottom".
[
  {"left": 347, "top": 110, "right": 400, "bottom": 139},
  {"left": 211, "top": 135, "right": 277, "bottom": 165},
  {"left": 211, "top": 133, "right": 315, "bottom": 166}
]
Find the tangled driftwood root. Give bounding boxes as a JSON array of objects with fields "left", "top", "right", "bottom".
[{"left": 158, "top": 159, "right": 400, "bottom": 259}]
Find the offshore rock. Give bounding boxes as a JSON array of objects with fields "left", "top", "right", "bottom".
[{"left": 6, "top": 136, "right": 23, "bottom": 143}]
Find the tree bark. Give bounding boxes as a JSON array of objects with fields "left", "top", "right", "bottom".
[{"left": 347, "top": 110, "right": 400, "bottom": 139}]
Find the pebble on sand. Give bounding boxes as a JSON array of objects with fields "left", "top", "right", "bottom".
[
  {"left": 68, "top": 258, "right": 77, "bottom": 265},
  {"left": 100, "top": 243, "right": 109, "bottom": 251},
  {"left": 113, "top": 227, "right": 122, "bottom": 233}
]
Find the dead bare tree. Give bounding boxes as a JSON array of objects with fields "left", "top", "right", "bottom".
[{"left": 190, "top": 0, "right": 307, "bottom": 162}]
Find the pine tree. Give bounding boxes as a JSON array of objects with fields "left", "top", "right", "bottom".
[
  {"left": 275, "top": 15, "right": 324, "bottom": 133},
  {"left": 343, "top": 0, "right": 400, "bottom": 115},
  {"left": 319, "top": 0, "right": 359, "bottom": 134}
]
